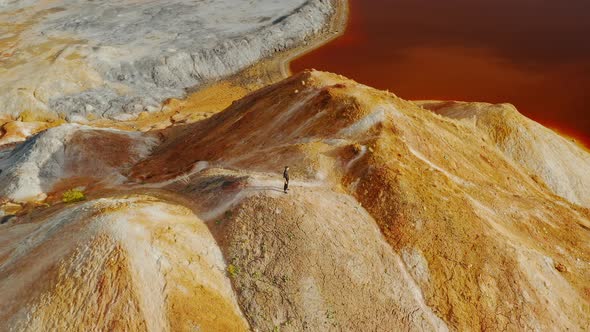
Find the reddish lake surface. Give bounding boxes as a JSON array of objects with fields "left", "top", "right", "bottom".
[{"left": 291, "top": 0, "right": 590, "bottom": 146}]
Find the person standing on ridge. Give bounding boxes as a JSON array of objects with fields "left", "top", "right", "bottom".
[{"left": 283, "top": 166, "right": 289, "bottom": 193}]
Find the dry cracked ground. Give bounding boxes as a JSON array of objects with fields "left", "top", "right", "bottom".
[{"left": 1, "top": 70, "right": 590, "bottom": 331}]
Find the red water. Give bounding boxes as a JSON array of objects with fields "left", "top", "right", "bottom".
[{"left": 291, "top": 0, "right": 590, "bottom": 147}]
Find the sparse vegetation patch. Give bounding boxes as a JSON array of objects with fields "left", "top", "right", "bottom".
[{"left": 62, "top": 188, "right": 86, "bottom": 203}]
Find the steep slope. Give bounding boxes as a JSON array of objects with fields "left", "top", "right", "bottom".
[
  {"left": 156, "top": 168, "right": 449, "bottom": 331},
  {"left": 417, "top": 100, "right": 590, "bottom": 207},
  {"left": 1, "top": 71, "right": 590, "bottom": 331}
]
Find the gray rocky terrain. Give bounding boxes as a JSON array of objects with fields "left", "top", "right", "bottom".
[{"left": 0, "top": 0, "right": 336, "bottom": 121}]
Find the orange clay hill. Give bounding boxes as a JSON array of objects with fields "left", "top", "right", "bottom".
[{"left": 1, "top": 70, "right": 590, "bottom": 331}]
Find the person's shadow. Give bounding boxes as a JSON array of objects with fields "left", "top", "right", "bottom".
[{"left": 245, "top": 185, "right": 286, "bottom": 193}]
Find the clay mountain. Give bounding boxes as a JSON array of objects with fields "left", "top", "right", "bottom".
[
  {"left": 2, "top": 0, "right": 590, "bottom": 330},
  {"left": 1, "top": 70, "right": 590, "bottom": 331}
]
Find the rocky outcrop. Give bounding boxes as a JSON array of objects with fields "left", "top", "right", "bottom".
[
  {"left": 0, "top": 124, "right": 159, "bottom": 201},
  {"left": 1, "top": 71, "right": 589, "bottom": 331},
  {"left": 0, "top": 0, "right": 337, "bottom": 121}
]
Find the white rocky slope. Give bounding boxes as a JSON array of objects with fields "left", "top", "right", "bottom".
[{"left": 0, "top": 0, "right": 337, "bottom": 121}]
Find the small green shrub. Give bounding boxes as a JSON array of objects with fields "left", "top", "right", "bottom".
[
  {"left": 62, "top": 189, "right": 86, "bottom": 203},
  {"left": 227, "top": 264, "right": 239, "bottom": 277}
]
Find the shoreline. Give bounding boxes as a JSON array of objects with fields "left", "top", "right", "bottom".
[{"left": 279, "top": 0, "right": 349, "bottom": 78}]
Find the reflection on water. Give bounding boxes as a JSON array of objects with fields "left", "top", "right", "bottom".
[{"left": 291, "top": 0, "right": 590, "bottom": 146}]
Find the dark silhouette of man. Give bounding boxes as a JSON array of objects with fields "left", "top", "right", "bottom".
[{"left": 283, "top": 166, "right": 289, "bottom": 193}]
